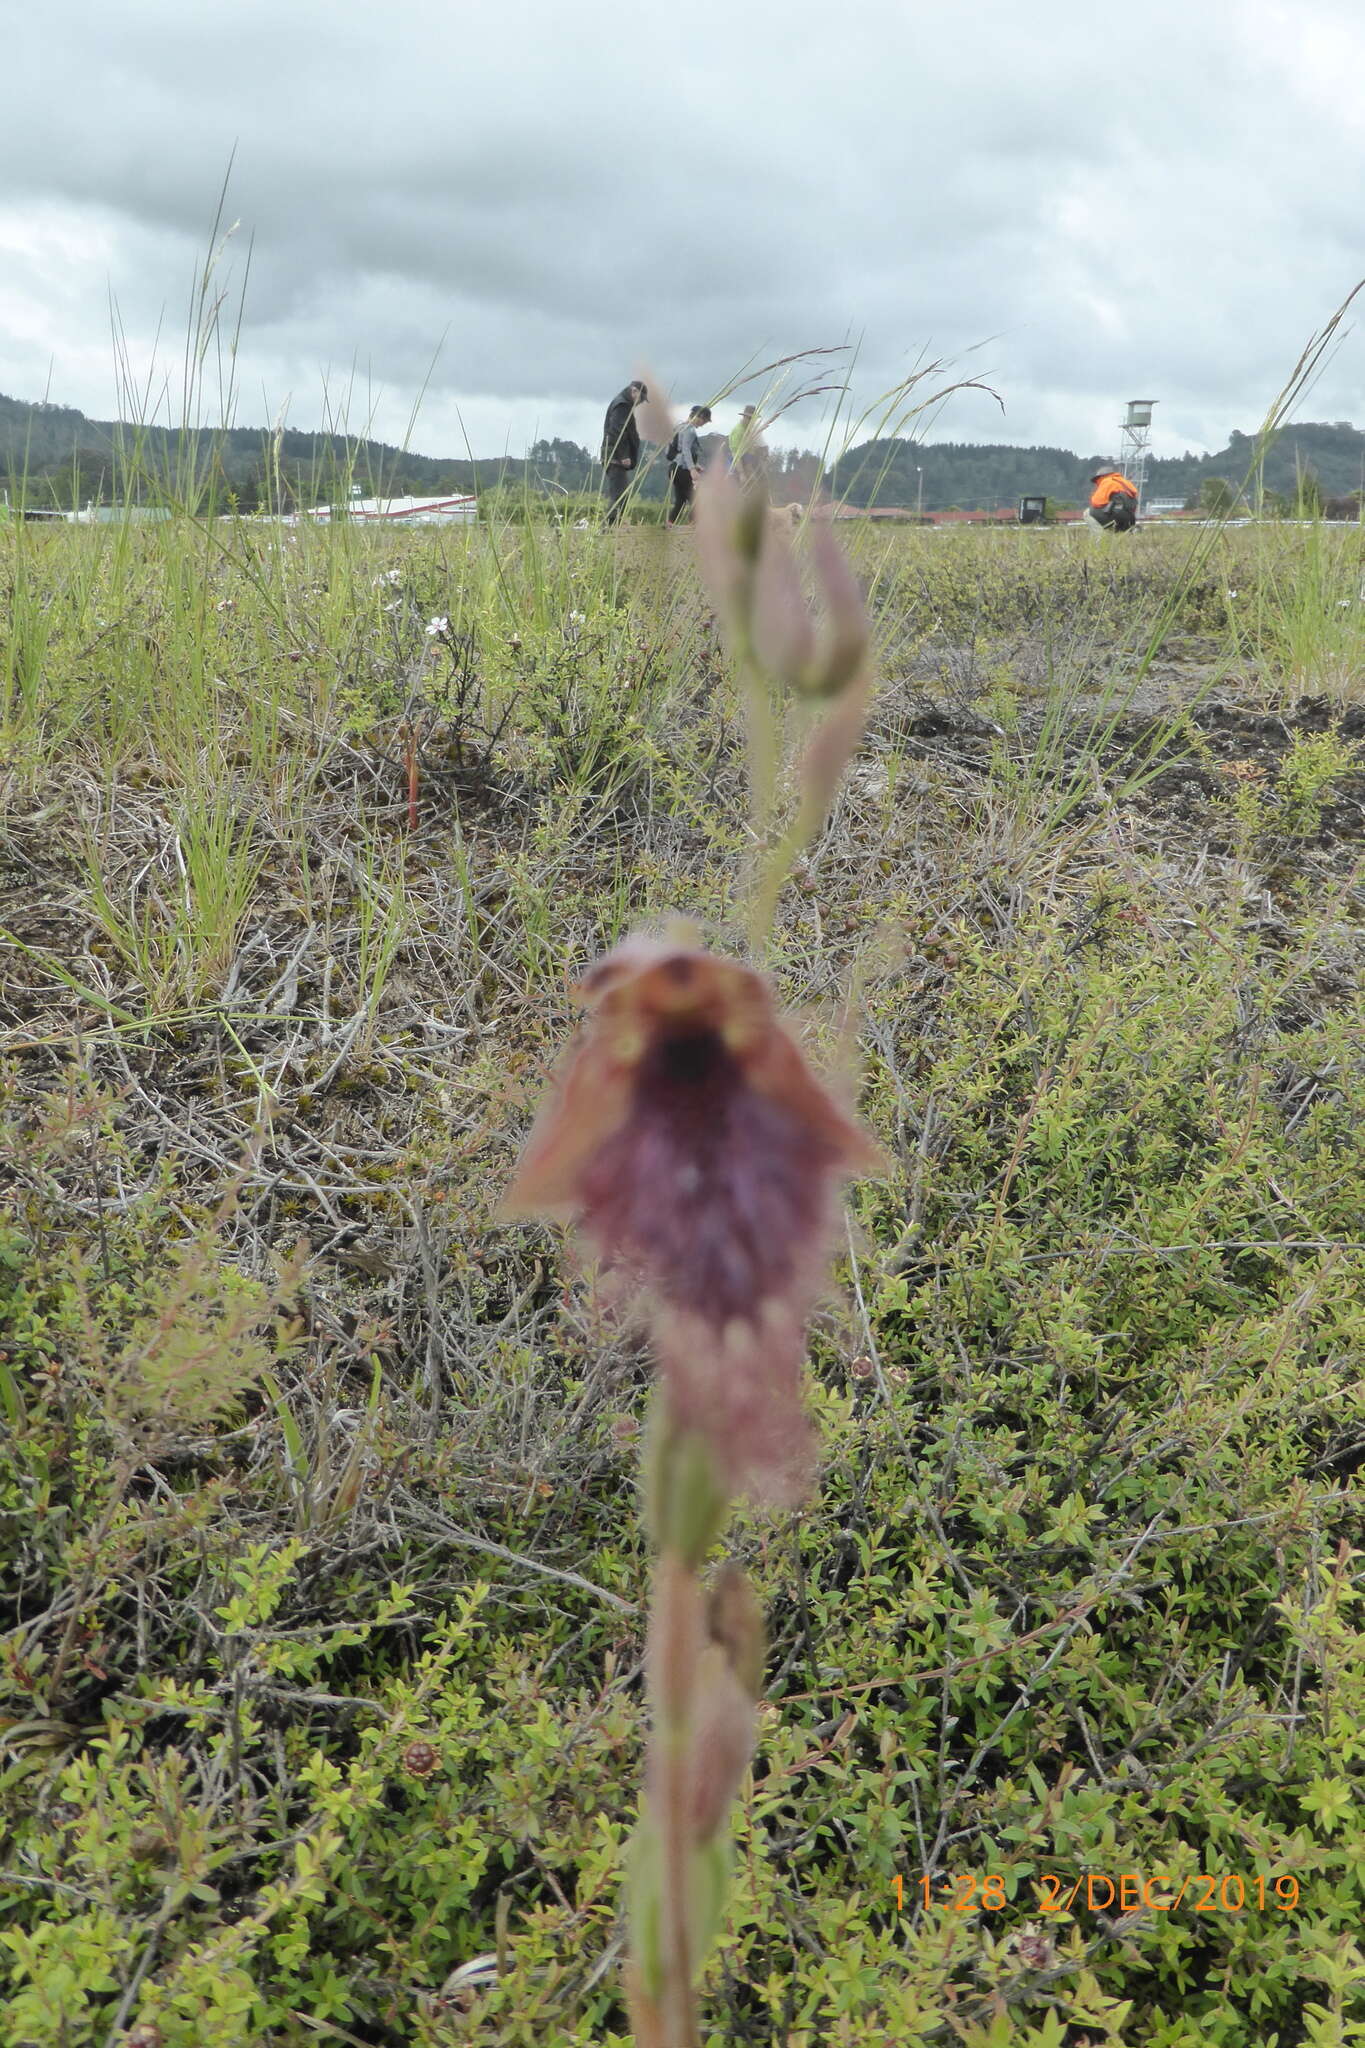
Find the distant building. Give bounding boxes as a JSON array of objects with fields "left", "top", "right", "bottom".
[
  {"left": 311, "top": 488, "right": 477, "bottom": 525},
  {"left": 70, "top": 504, "right": 172, "bottom": 525},
  {"left": 920, "top": 506, "right": 1019, "bottom": 526},
  {"left": 830, "top": 505, "right": 922, "bottom": 522},
  {"left": 13, "top": 502, "right": 172, "bottom": 523}
]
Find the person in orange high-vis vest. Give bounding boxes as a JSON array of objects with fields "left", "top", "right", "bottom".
[{"left": 1087, "top": 468, "right": 1139, "bottom": 532}]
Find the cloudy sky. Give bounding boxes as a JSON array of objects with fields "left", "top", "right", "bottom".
[{"left": 3, "top": 0, "right": 1364, "bottom": 464}]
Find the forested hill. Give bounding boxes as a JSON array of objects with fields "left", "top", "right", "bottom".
[
  {"left": 0, "top": 393, "right": 511, "bottom": 510},
  {"left": 3, "top": 388, "right": 1364, "bottom": 512},
  {"left": 831, "top": 421, "right": 1365, "bottom": 510}
]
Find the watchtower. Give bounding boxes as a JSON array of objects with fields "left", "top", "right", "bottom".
[{"left": 1119, "top": 400, "right": 1157, "bottom": 509}]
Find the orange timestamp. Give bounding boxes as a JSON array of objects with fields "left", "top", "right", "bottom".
[{"left": 892, "top": 1872, "right": 1302, "bottom": 1914}]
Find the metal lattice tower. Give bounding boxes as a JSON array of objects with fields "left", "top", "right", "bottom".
[{"left": 1119, "top": 399, "right": 1157, "bottom": 509}]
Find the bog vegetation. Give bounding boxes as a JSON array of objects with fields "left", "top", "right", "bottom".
[{"left": 1, "top": 501, "right": 1364, "bottom": 2045}]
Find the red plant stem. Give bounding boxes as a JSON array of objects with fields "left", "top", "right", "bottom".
[
  {"left": 404, "top": 722, "right": 419, "bottom": 829},
  {"left": 624, "top": 1969, "right": 666, "bottom": 2048}
]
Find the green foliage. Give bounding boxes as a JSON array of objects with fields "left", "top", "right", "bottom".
[
  {"left": 1194, "top": 477, "right": 1239, "bottom": 515},
  {"left": 1236, "top": 518, "right": 1365, "bottom": 699},
  {"left": 1272, "top": 728, "right": 1361, "bottom": 834},
  {"left": 0, "top": 511, "right": 1362, "bottom": 2042}
]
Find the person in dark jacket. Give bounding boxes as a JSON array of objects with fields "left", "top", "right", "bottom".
[
  {"left": 601, "top": 380, "right": 648, "bottom": 523},
  {"left": 666, "top": 405, "right": 712, "bottom": 526}
]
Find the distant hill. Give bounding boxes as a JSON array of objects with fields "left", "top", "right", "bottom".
[
  {"left": 3, "top": 390, "right": 1363, "bottom": 513},
  {"left": 831, "top": 421, "right": 1365, "bottom": 511},
  {"left": 0, "top": 392, "right": 523, "bottom": 511}
]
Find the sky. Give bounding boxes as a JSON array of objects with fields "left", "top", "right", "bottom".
[{"left": 3, "top": 0, "right": 1364, "bottom": 466}]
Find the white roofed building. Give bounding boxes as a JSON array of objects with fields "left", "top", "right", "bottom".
[{"left": 310, "top": 486, "right": 477, "bottom": 524}]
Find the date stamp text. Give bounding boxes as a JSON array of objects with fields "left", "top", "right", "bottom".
[{"left": 892, "top": 1871, "right": 1301, "bottom": 1915}]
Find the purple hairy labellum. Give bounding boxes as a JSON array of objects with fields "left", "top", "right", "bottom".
[{"left": 501, "top": 932, "right": 882, "bottom": 1502}]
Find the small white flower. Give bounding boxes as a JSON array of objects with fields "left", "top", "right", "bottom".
[
  {"left": 569, "top": 609, "right": 586, "bottom": 625},
  {"left": 1225, "top": 589, "right": 1239, "bottom": 601},
  {"left": 425, "top": 615, "right": 449, "bottom": 636},
  {"left": 1338, "top": 598, "right": 1352, "bottom": 609},
  {"left": 373, "top": 569, "right": 402, "bottom": 587},
  {"left": 382, "top": 599, "right": 401, "bottom": 613}
]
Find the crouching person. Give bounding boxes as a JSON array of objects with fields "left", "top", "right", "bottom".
[{"left": 1087, "top": 467, "right": 1140, "bottom": 532}]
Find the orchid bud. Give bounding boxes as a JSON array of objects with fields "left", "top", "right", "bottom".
[
  {"left": 687, "top": 1643, "right": 756, "bottom": 1842},
  {"left": 750, "top": 520, "right": 816, "bottom": 687},
  {"left": 807, "top": 517, "right": 871, "bottom": 697},
  {"left": 634, "top": 368, "right": 676, "bottom": 456},
  {"left": 627, "top": 1817, "right": 667, "bottom": 2002},
  {"left": 796, "top": 662, "right": 874, "bottom": 832},
  {"left": 694, "top": 462, "right": 763, "bottom": 639},
  {"left": 688, "top": 1836, "right": 731, "bottom": 1973},
  {"left": 646, "top": 1415, "right": 729, "bottom": 1568},
  {"left": 706, "top": 1561, "right": 766, "bottom": 1698},
  {"left": 685, "top": 1562, "right": 765, "bottom": 1841},
  {"left": 627, "top": 1821, "right": 732, "bottom": 2013},
  {"left": 733, "top": 482, "right": 769, "bottom": 565},
  {"left": 695, "top": 472, "right": 870, "bottom": 706}
]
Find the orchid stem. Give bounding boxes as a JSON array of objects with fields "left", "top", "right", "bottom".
[
  {"left": 739, "top": 651, "right": 783, "bottom": 958},
  {"left": 655, "top": 1550, "right": 701, "bottom": 2048}
]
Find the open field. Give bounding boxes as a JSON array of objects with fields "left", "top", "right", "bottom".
[{"left": 2, "top": 512, "right": 1364, "bottom": 2045}]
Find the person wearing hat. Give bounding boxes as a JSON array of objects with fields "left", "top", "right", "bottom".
[
  {"left": 666, "top": 405, "right": 713, "bottom": 527},
  {"left": 728, "top": 403, "right": 768, "bottom": 490},
  {"left": 1087, "top": 465, "right": 1140, "bottom": 532},
  {"left": 601, "top": 380, "right": 649, "bottom": 524}
]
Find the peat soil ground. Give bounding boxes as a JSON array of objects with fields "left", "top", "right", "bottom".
[
  {"left": 5, "top": 641, "right": 1363, "bottom": 1226},
  {"left": 897, "top": 646, "right": 1365, "bottom": 886}
]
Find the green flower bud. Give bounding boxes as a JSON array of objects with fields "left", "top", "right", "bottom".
[
  {"left": 689, "top": 1836, "right": 732, "bottom": 1971},
  {"left": 645, "top": 1409, "right": 729, "bottom": 1566},
  {"left": 627, "top": 1816, "right": 666, "bottom": 2002}
]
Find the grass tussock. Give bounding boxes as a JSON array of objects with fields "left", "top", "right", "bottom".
[{"left": 1, "top": 506, "right": 1364, "bottom": 2045}]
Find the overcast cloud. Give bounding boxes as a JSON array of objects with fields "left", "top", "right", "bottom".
[{"left": 3, "top": 0, "right": 1364, "bottom": 464}]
